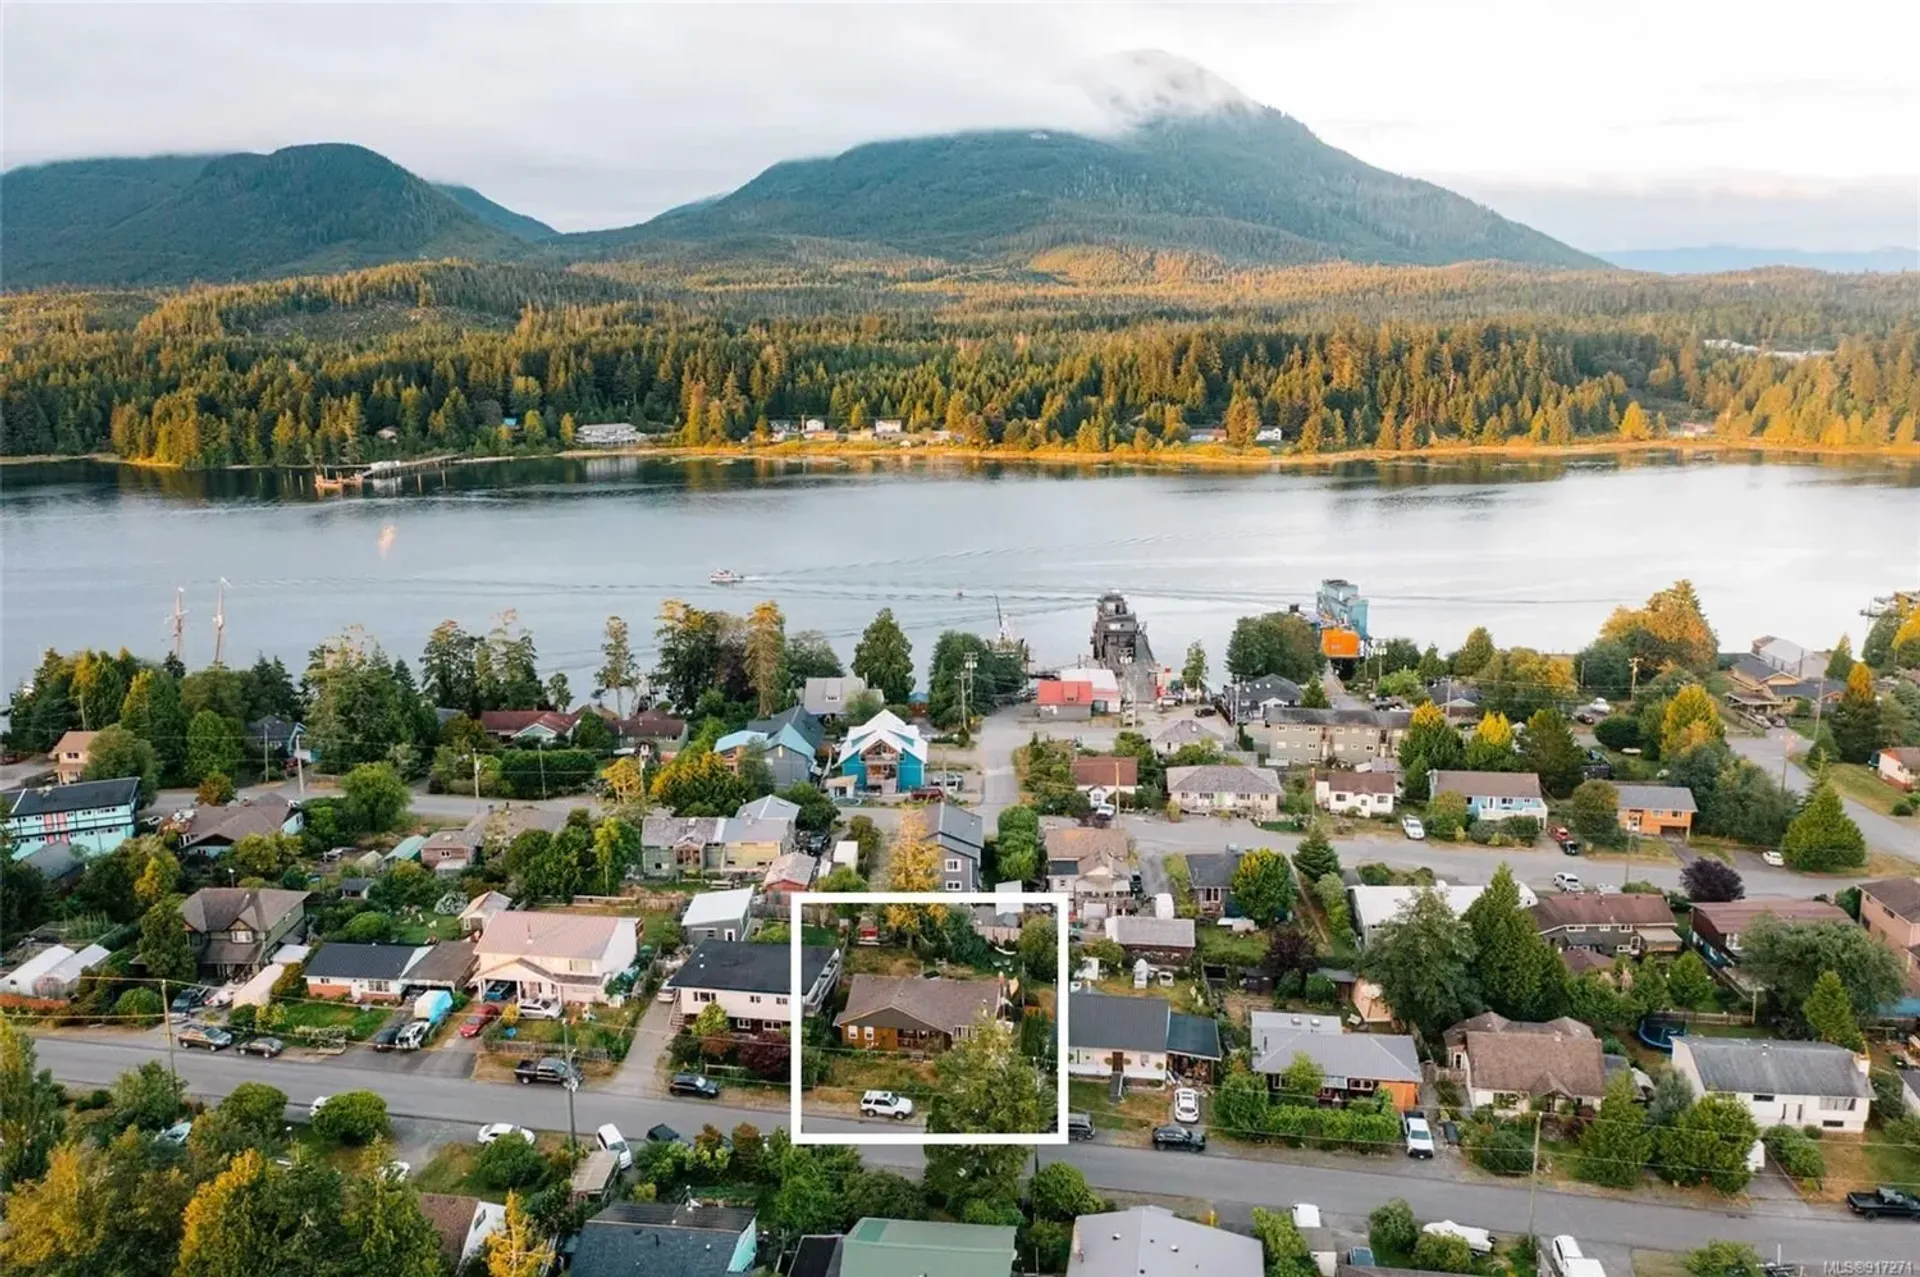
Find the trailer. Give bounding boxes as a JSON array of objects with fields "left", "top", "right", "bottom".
[{"left": 414, "top": 989, "right": 453, "bottom": 1029}]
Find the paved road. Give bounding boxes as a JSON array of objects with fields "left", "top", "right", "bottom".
[
  {"left": 1731, "top": 729, "right": 1918, "bottom": 863},
  {"left": 30, "top": 1036, "right": 1908, "bottom": 1261}
]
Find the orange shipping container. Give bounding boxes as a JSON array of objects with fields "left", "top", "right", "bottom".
[{"left": 1320, "top": 628, "right": 1362, "bottom": 660}]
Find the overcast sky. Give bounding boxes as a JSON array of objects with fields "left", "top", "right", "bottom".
[{"left": 5, "top": 1, "right": 1916, "bottom": 250}]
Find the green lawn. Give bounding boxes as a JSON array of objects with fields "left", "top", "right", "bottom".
[
  {"left": 1196, "top": 926, "right": 1269, "bottom": 967},
  {"left": 273, "top": 1001, "right": 391, "bottom": 1039},
  {"left": 1823, "top": 762, "right": 1916, "bottom": 819},
  {"left": 389, "top": 915, "right": 464, "bottom": 944},
  {"left": 641, "top": 911, "right": 685, "bottom": 948}
]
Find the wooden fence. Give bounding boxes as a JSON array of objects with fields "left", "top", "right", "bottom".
[{"left": 570, "top": 891, "right": 691, "bottom": 912}]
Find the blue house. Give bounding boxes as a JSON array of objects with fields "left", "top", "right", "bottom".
[
  {"left": 1429, "top": 770, "right": 1548, "bottom": 821},
  {"left": 3, "top": 778, "right": 142, "bottom": 855},
  {"left": 834, "top": 710, "right": 928, "bottom": 795},
  {"left": 713, "top": 722, "right": 818, "bottom": 790}
]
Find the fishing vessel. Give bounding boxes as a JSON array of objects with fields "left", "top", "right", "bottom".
[{"left": 709, "top": 569, "right": 744, "bottom": 585}]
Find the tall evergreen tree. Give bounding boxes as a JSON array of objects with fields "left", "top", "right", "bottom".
[
  {"left": 852, "top": 608, "right": 914, "bottom": 705},
  {"left": 1829, "top": 662, "right": 1883, "bottom": 764},
  {"left": 1780, "top": 779, "right": 1866, "bottom": 871}
]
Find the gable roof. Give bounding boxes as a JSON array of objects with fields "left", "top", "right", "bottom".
[
  {"left": 715, "top": 722, "right": 816, "bottom": 759},
  {"left": 1689, "top": 898, "right": 1850, "bottom": 935},
  {"left": 749, "top": 704, "right": 826, "bottom": 751},
  {"left": 5, "top": 777, "right": 143, "bottom": 818},
  {"left": 1069, "top": 991, "right": 1173, "bottom": 1053},
  {"left": 681, "top": 888, "right": 755, "bottom": 929},
  {"left": 21, "top": 841, "right": 84, "bottom": 882},
  {"left": 834, "top": 974, "right": 1002, "bottom": 1036},
  {"left": 931, "top": 802, "right": 983, "bottom": 856},
  {"left": 1153, "top": 719, "right": 1225, "bottom": 747},
  {"left": 573, "top": 1200, "right": 757, "bottom": 1277},
  {"left": 1165, "top": 764, "right": 1282, "bottom": 796},
  {"left": 1430, "top": 770, "right": 1543, "bottom": 800},
  {"left": 1038, "top": 679, "right": 1095, "bottom": 707},
  {"left": 736, "top": 794, "right": 801, "bottom": 822},
  {"left": 179, "top": 794, "right": 299, "bottom": 848},
  {"left": 836, "top": 710, "right": 928, "bottom": 766},
  {"left": 1184, "top": 852, "right": 1238, "bottom": 890},
  {"left": 642, "top": 815, "right": 726, "bottom": 848},
  {"left": 51, "top": 729, "right": 98, "bottom": 756},
  {"left": 1447, "top": 1014, "right": 1606, "bottom": 1097},
  {"left": 1067, "top": 1207, "right": 1262, "bottom": 1277},
  {"left": 1317, "top": 769, "right": 1398, "bottom": 795},
  {"left": 1681, "top": 1037, "right": 1872, "bottom": 1100},
  {"left": 406, "top": 939, "right": 477, "bottom": 986},
  {"left": 478, "top": 709, "right": 578, "bottom": 737},
  {"left": 839, "top": 1217, "right": 1015, "bottom": 1277},
  {"left": 1862, "top": 878, "right": 1920, "bottom": 923},
  {"left": 764, "top": 851, "right": 818, "bottom": 888},
  {"left": 1072, "top": 756, "right": 1140, "bottom": 788},
  {"left": 1612, "top": 784, "right": 1698, "bottom": 813},
  {"left": 617, "top": 709, "right": 688, "bottom": 740},
  {"left": 1044, "top": 826, "right": 1129, "bottom": 865},
  {"left": 1265, "top": 707, "right": 1413, "bottom": 729},
  {"left": 803, "top": 675, "right": 868, "bottom": 716},
  {"left": 244, "top": 716, "right": 303, "bottom": 748},
  {"left": 474, "top": 911, "right": 628, "bottom": 961},
  {"left": 302, "top": 943, "right": 422, "bottom": 982},
  {"left": 416, "top": 1194, "right": 482, "bottom": 1263},
  {"left": 666, "top": 939, "right": 835, "bottom": 995},
  {"left": 1249, "top": 1012, "right": 1421, "bottom": 1082},
  {"left": 180, "top": 887, "right": 309, "bottom": 935},
  {"left": 1530, "top": 894, "right": 1675, "bottom": 931},
  {"left": 1105, "top": 916, "right": 1195, "bottom": 949}
]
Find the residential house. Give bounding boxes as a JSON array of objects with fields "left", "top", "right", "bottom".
[
  {"left": 476, "top": 709, "right": 578, "bottom": 745},
  {"left": 1066, "top": 990, "right": 1222, "bottom": 1085},
  {"left": 457, "top": 890, "right": 513, "bottom": 936},
  {"left": 1165, "top": 763, "right": 1283, "bottom": 816},
  {"left": 1432, "top": 683, "right": 1485, "bottom": 721},
  {"left": 641, "top": 815, "right": 726, "bottom": 878},
  {"left": 177, "top": 794, "right": 303, "bottom": 857},
  {"left": 1221, "top": 675, "right": 1303, "bottom": 724},
  {"left": 713, "top": 721, "right": 817, "bottom": 790},
  {"left": 835, "top": 710, "right": 928, "bottom": 793},
  {"left": 834, "top": 974, "right": 1006, "bottom": 1052},
  {"left": 1429, "top": 770, "right": 1548, "bottom": 821},
  {"left": 1314, "top": 769, "right": 1398, "bottom": 816},
  {"left": 720, "top": 795, "right": 800, "bottom": 873},
  {"left": 1859, "top": 878, "right": 1920, "bottom": 983},
  {"left": 802, "top": 676, "right": 869, "bottom": 719},
  {"left": 1183, "top": 850, "right": 1239, "bottom": 917},
  {"left": 50, "top": 730, "right": 97, "bottom": 784},
  {"left": 1254, "top": 708, "right": 1412, "bottom": 768},
  {"left": 1071, "top": 755, "right": 1140, "bottom": 800},
  {"left": 243, "top": 717, "right": 305, "bottom": 766},
  {"left": 837, "top": 1219, "right": 1015, "bottom": 1277},
  {"left": 1879, "top": 747, "right": 1920, "bottom": 791},
  {"left": 422, "top": 805, "right": 569, "bottom": 875},
  {"left": 1152, "top": 718, "right": 1227, "bottom": 756},
  {"left": 572, "top": 421, "right": 640, "bottom": 447},
  {"left": 20, "top": 841, "right": 85, "bottom": 890},
  {"left": 384, "top": 834, "right": 425, "bottom": 867},
  {"left": 761, "top": 852, "right": 818, "bottom": 912},
  {"left": 1035, "top": 679, "right": 1095, "bottom": 720},
  {"left": 416, "top": 1192, "right": 505, "bottom": 1267},
  {"left": 663, "top": 940, "right": 841, "bottom": 1033},
  {"left": 931, "top": 801, "right": 984, "bottom": 892},
  {"left": 874, "top": 418, "right": 904, "bottom": 436},
  {"left": 420, "top": 827, "right": 484, "bottom": 875},
  {"left": 1347, "top": 884, "right": 1536, "bottom": 949},
  {"left": 1067, "top": 1207, "right": 1263, "bottom": 1277},
  {"left": 0, "top": 943, "right": 109, "bottom": 999},
  {"left": 1752, "top": 635, "right": 1831, "bottom": 677},
  {"left": 2, "top": 778, "right": 141, "bottom": 855},
  {"left": 181, "top": 887, "right": 310, "bottom": 979},
  {"left": 748, "top": 704, "right": 826, "bottom": 755},
  {"left": 303, "top": 942, "right": 425, "bottom": 1002},
  {"left": 971, "top": 890, "right": 1027, "bottom": 945},
  {"left": 1673, "top": 1037, "right": 1871, "bottom": 1134},
  {"left": 682, "top": 888, "right": 756, "bottom": 943},
  {"left": 1529, "top": 893, "right": 1681, "bottom": 958},
  {"left": 404, "top": 940, "right": 478, "bottom": 992},
  {"left": 573, "top": 1202, "right": 758, "bottom": 1277},
  {"left": 1443, "top": 1013, "right": 1607, "bottom": 1114},
  {"left": 1045, "top": 828, "right": 1132, "bottom": 916},
  {"left": 1725, "top": 653, "right": 1842, "bottom": 709},
  {"left": 470, "top": 911, "right": 637, "bottom": 1005},
  {"left": 1248, "top": 1011, "right": 1422, "bottom": 1109},
  {"left": 612, "top": 709, "right": 688, "bottom": 761},
  {"left": 1689, "top": 898, "right": 1850, "bottom": 968},
  {"left": 1103, "top": 915, "right": 1195, "bottom": 963},
  {"left": 1612, "top": 784, "right": 1697, "bottom": 837}
]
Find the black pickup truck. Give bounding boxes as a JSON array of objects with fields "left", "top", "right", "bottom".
[
  {"left": 513, "top": 1057, "right": 579, "bottom": 1088},
  {"left": 1847, "top": 1186, "right": 1920, "bottom": 1219}
]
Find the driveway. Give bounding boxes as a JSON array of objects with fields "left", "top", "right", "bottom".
[{"left": 605, "top": 994, "right": 677, "bottom": 1098}]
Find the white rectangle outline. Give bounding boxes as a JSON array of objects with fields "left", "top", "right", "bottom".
[{"left": 789, "top": 890, "right": 1070, "bottom": 1145}]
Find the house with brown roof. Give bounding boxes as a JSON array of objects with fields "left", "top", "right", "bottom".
[
  {"left": 1071, "top": 755, "right": 1139, "bottom": 799},
  {"left": 1689, "top": 898, "right": 1851, "bottom": 968},
  {"left": 1444, "top": 1013, "right": 1607, "bottom": 1114},
  {"left": 1530, "top": 893, "right": 1681, "bottom": 958},
  {"left": 834, "top": 974, "right": 1006, "bottom": 1052},
  {"left": 177, "top": 794, "right": 303, "bottom": 857},
  {"left": 1313, "top": 769, "right": 1398, "bottom": 816},
  {"left": 1879, "top": 747, "right": 1920, "bottom": 791},
  {"left": 762, "top": 852, "right": 818, "bottom": 911},
  {"left": 1860, "top": 878, "right": 1920, "bottom": 983},
  {"left": 50, "top": 730, "right": 97, "bottom": 785},
  {"left": 477, "top": 709, "right": 579, "bottom": 745},
  {"left": 417, "top": 1194, "right": 505, "bottom": 1268},
  {"left": 612, "top": 708, "right": 688, "bottom": 761},
  {"left": 1165, "top": 764, "right": 1283, "bottom": 816},
  {"left": 1104, "top": 915, "right": 1195, "bottom": 962},
  {"left": 1044, "top": 827, "right": 1131, "bottom": 917},
  {"left": 470, "top": 910, "right": 638, "bottom": 1005},
  {"left": 180, "top": 887, "right": 310, "bottom": 979}
]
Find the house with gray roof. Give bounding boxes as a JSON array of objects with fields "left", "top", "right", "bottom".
[
  {"left": 1249, "top": 1010, "right": 1422, "bottom": 1109},
  {"left": 1429, "top": 769, "right": 1547, "bottom": 821},
  {"left": 930, "top": 801, "right": 983, "bottom": 892},
  {"left": 1612, "top": 784, "right": 1698, "bottom": 838},
  {"left": 1166, "top": 764, "right": 1283, "bottom": 817},
  {"left": 1068, "top": 990, "right": 1222, "bottom": 1085},
  {"left": 1673, "top": 1037, "right": 1870, "bottom": 1134},
  {"left": 1182, "top": 850, "right": 1240, "bottom": 917},
  {"left": 1067, "top": 1207, "right": 1262, "bottom": 1277},
  {"left": 1254, "top": 706, "right": 1412, "bottom": 767},
  {"left": 572, "top": 1201, "right": 758, "bottom": 1277},
  {"left": 1103, "top": 914, "right": 1195, "bottom": 962}
]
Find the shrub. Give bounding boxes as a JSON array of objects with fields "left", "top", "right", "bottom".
[
  {"left": 1594, "top": 716, "right": 1641, "bottom": 750},
  {"left": 1412, "top": 1232, "right": 1474, "bottom": 1274},
  {"left": 271, "top": 961, "right": 308, "bottom": 1000},
  {"left": 1894, "top": 797, "right": 1918, "bottom": 817},
  {"left": 311, "top": 1090, "right": 390, "bottom": 1144},
  {"left": 1368, "top": 1197, "right": 1418, "bottom": 1257},
  {"left": 1503, "top": 816, "right": 1541, "bottom": 843},
  {"left": 1471, "top": 1123, "right": 1535, "bottom": 1175},
  {"left": 1466, "top": 819, "right": 1497, "bottom": 845},
  {"left": 338, "top": 910, "right": 394, "bottom": 943},
  {"left": 1685, "top": 1241, "right": 1767, "bottom": 1277},
  {"left": 226, "top": 1003, "right": 257, "bottom": 1035},
  {"left": 1304, "top": 974, "right": 1337, "bottom": 1005},
  {"left": 1762, "top": 1125, "right": 1825, "bottom": 1184},
  {"left": 113, "top": 987, "right": 164, "bottom": 1025},
  {"left": 1357, "top": 863, "right": 1394, "bottom": 886},
  {"left": 475, "top": 1133, "right": 552, "bottom": 1190}
]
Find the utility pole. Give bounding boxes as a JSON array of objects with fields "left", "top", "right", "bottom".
[
  {"left": 168, "top": 589, "right": 187, "bottom": 663},
  {"left": 961, "top": 653, "right": 977, "bottom": 734},
  {"left": 1628, "top": 656, "right": 1643, "bottom": 701},
  {"left": 561, "top": 1015, "right": 578, "bottom": 1148},
  {"left": 160, "top": 978, "right": 180, "bottom": 1085},
  {"left": 211, "top": 578, "right": 229, "bottom": 667}
]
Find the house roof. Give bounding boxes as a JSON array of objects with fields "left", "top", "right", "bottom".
[
  {"left": 749, "top": 704, "right": 826, "bottom": 751},
  {"left": 458, "top": 890, "right": 514, "bottom": 921},
  {"left": 417, "top": 1194, "right": 481, "bottom": 1262},
  {"left": 1166, "top": 1012, "right": 1223, "bottom": 1060},
  {"left": 406, "top": 940, "right": 477, "bottom": 986},
  {"left": 736, "top": 794, "right": 801, "bottom": 822},
  {"left": 1317, "top": 769, "right": 1398, "bottom": 795},
  {"left": 1072, "top": 756, "right": 1140, "bottom": 788},
  {"left": 180, "top": 795, "right": 299, "bottom": 848},
  {"left": 302, "top": 943, "right": 421, "bottom": 982},
  {"left": 1689, "top": 898, "right": 1850, "bottom": 935},
  {"left": 1105, "top": 916, "right": 1195, "bottom": 949},
  {"left": 51, "top": 729, "right": 98, "bottom": 756},
  {"left": 1184, "top": 852, "right": 1237, "bottom": 890},
  {"left": 5, "top": 777, "right": 142, "bottom": 818},
  {"left": 836, "top": 710, "right": 928, "bottom": 765},
  {"left": 642, "top": 815, "right": 726, "bottom": 848},
  {"left": 1038, "top": 680, "right": 1095, "bottom": 707},
  {"left": 1530, "top": 894, "right": 1676, "bottom": 931},
  {"left": 1265, "top": 707, "right": 1413, "bottom": 729},
  {"left": 790, "top": 1236, "right": 842, "bottom": 1277},
  {"left": 803, "top": 675, "right": 868, "bottom": 716},
  {"left": 931, "top": 802, "right": 983, "bottom": 854},
  {"left": 478, "top": 709, "right": 578, "bottom": 736},
  {"left": 721, "top": 815, "right": 793, "bottom": 846},
  {"left": 839, "top": 1217, "right": 1015, "bottom": 1277},
  {"left": 1884, "top": 747, "right": 1920, "bottom": 769},
  {"left": 244, "top": 716, "right": 302, "bottom": 748},
  {"left": 618, "top": 709, "right": 688, "bottom": 740},
  {"left": 1348, "top": 884, "right": 1490, "bottom": 931},
  {"left": 180, "top": 887, "right": 308, "bottom": 936},
  {"left": 1451, "top": 1016, "right": 1606, "bottom": 1098},
  {"left": 475, "top": 911, "right": 628, "bottom": 961},
  {"left": 764, "top": 852, "right": 818, "bottom": 888},
  {"left": 1430, "top": 770, "right": 1543, "bottom": 800},
  {"left": 470, "top": 805, "right": 570, "bottom": 843},
  {"left": 1069, "top": 991, "right": 1173, "bottom": 1053},
  {"left": 834, "top": 974, "right": 1002, "bottom": 1035},
  {"left": 1249, "top": 1013, "right": 1421, "bottom": 1082},
  {"left": 21, "top": 841, "right": 84, "bottom": 882},
  {"left": 1863, "top": 878, "right": 1920, "bottom": 924},
  {"left": 574, "top": 1200, "right": 756, "bottom": 1277},
  {"left": 1560, "top": 947, "right": 1613, "bottom": 975},
  {"left": 682, "top": 888, "right": 755, "bottom": 929},
  {"left": 1681, "top": 1037, "right": 1872, "bottom": 1100},
  {"left": 716, "top": 722, "right": 816, "bottom": 759},
  {"left": 1153, "top": 719, "right": 1225, "bottom": 747},
  {"left": 1165, "top": 764, "right": 1282, "bottom": 796},
  {"left": 1613, "top": 784, "right": 1698, "bottom": 814},
  {"left": 1044, "top": 827, "right": 1129, "bottom": 864},
  {"left": 1067, "top": 1207, "right": 1262, "bottom": 1277},
  {"left": 667, "top": 940, "right": 835, "bottom": 995}
]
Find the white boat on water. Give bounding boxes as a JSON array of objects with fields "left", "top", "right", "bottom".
[{"left": 709, "top": 569, "right": 744, "bottom": 585}]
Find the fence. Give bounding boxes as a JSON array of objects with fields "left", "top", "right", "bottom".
[
  {"left": 570, "top": 891, "right": 691, "bottom": 912},
  {"left": 481, "top": 1037, "right": 612, "bottom": 1063}
]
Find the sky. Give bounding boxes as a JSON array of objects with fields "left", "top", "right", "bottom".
[{"left": 5, "top": 0, "right": 1917, "bottom": 251}]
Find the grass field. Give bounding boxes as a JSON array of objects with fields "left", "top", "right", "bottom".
[
  {"left": 273, "top": 1001, "right": 391, "bottom": 1039},
  {"left": 389, "top": 914, "right": 463, "bottom": 944},
  {"left": 1823, "top": 762, "right": 1917, "bottom": 820},
  {"left": 1197, "top": 925, "right": 1269, "bottom": 967}
]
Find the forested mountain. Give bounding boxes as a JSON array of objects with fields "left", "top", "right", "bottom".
[
  {"left": 434, "top": 183, "right": 557, "bottom": 240},
  {"left": 1, "top": 144, "right": 525, "bottom": 287},
  {"left": 1603, "top": 246, "right": 1918, "bottom": 275}
]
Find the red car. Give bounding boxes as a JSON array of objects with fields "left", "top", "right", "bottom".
[{"left": 458, "top": 1005, "right": 499, "bottom": 1038}]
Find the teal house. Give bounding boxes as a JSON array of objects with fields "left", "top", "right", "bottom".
[
  {"left": 3, "top": 778, "right": 142, "bottom": 855},
  {"left": 834, "top": 710, "right": 928, "bottom": 795}
]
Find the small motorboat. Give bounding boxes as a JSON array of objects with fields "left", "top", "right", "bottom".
[{"left": 709, "top": 569, "right": 744, "bottom": 585}]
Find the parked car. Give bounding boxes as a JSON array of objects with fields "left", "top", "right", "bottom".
[
  {"left": 668, "top": 1072, "right": 721, "bottom": 1099},
  {"left": 458, "top": 1004, "right": 500, "bottom": 1038},
  {"left": 647, "top": 1123, "right": 688, "bottom": 1145},
  {"left": 1550, "top": 825, "right": 1581, "bottom": 855},
  {"left": 370, "top": 1024, "right": 404, "bottom": 1052},
  {"left": 860, "top": 1090, "right": 915, "bottom": 1120},
  {"left": 1404, "top": 1114, "right": 1435, "bottom": 1158},
  {"left": 1846, "top": 1186, "right": 1920, "bottom": 1218},
  {"left": 179, "top": 1025, "right": 233, "bottom": 1051},
  {"left": 1762, "top": 850, "right": 1785, "bottom": 867},
  {"left": 395, "top": 1020, "right": 431, "bottom": 1050},
  {"left": 516, "top": 998, "right": 562, "bottom": 1021},
  {"left": 381, "top": 1160, "right": 411, "bottom": 1180},
  {"left": 1552, "top": 872, "right": 1583, "bottom": 892},
  {"left": 478, "top": 1123, "right": 537, "bottom": 1145},
  {"left": 169, "top": 986, "right": 210, "bottom": 1015},
  {"left": 157, "top": 1119, "right": 193, "bottom": 1147},
  {"left": 513, "top": 1057, "right": 579, "bottom": 1087},
  {"left": 596, "top": 1123, "right": 634, "bottom": 1170},
  {"left": 1401, "top": 816, "right": 1426, "bottom": 841},
  {"left": 1151, "top": 1125, "right": 1206, "bottom": 1152},
  {"left": 309, "top": 1096, "right": 331, "bottom": 1116},
  {"left": 1172, "top": 1088, "right": 1201, "bottom": 1124},
  {"left": 1067, "top": 1112, "right": 1096, "bottom": 1142},
  {"left": 237, "top": 1036, "right": 284, "bottom": 1058}
]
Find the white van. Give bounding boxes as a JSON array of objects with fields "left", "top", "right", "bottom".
[{"left": 596, "top": 1123, "right": 632, "bottom": 1170}]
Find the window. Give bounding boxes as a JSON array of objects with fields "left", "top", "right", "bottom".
[
  {"left": 1751, "top": 1093, "right": 1774, "bottom": 1103},
  {"left": 694, "top": 991, "right": 716, "bottom": 1004},
  {"left": 567, "top": 959, "right": 594, "bottom": 974},
  {"left": 864, "top": 1025, "right": 875, "bottom": 1041},
  {"left": 944, "top": 881, "right": 961, "bottom": 891},
  {"left": 945, "top": 859, "right": 962, "bottom": 873},
  {"left": 1818, "top": 1096, "right": 1856, "bottom": 1111},
  {"left": 748, "top": 995, "right": 762, "bottom": 1005},
  {"left": 230, "top": 929, "right": 254, "bottom": 944},
  {"left": 775, "top": 995, "right": 787, "bottom": 1006}
]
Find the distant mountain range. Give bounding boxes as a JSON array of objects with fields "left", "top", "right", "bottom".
[{"left": 1601, "top": 245, "right": 1917, "bottom": 274}]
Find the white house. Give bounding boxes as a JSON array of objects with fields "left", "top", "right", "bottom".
[
  {"left": 1066, "top": 991, "right": 1222, "bottom": 1086},
  {"left": 663, "top": 940, "right": 841, "bottom": 1034},
  {"left": 1673, "top": 1037, "right": 1871, "bottom": 1135},
  {"left": 1165, "top": 764, "right": 1283, "bottom": 816},
  {"left": 470, "top": 911, "right": 638, "bottom": 1006},
  {"left": 1346, "top": 883, "right": 1535, "bottom": 948},
  {"left": 1314, "top": 769, "right": 1397, "bottom": 816},
  {"left": 681, "top": 887, "right": 756, "bottom": 943},
  {"left": 1429, "top": 770, "right": 1549, "bottom": 822}
]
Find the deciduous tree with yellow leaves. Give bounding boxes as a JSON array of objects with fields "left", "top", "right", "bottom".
[
  {"left": 1660, "top": 683, "right": 1725, "bottom": 758},
  {"left": 1601, "top": 580, "right": 1719, "bottom": 674},
  {"left": 882, "top": 808, "right": 944, "bottom": 941}
]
